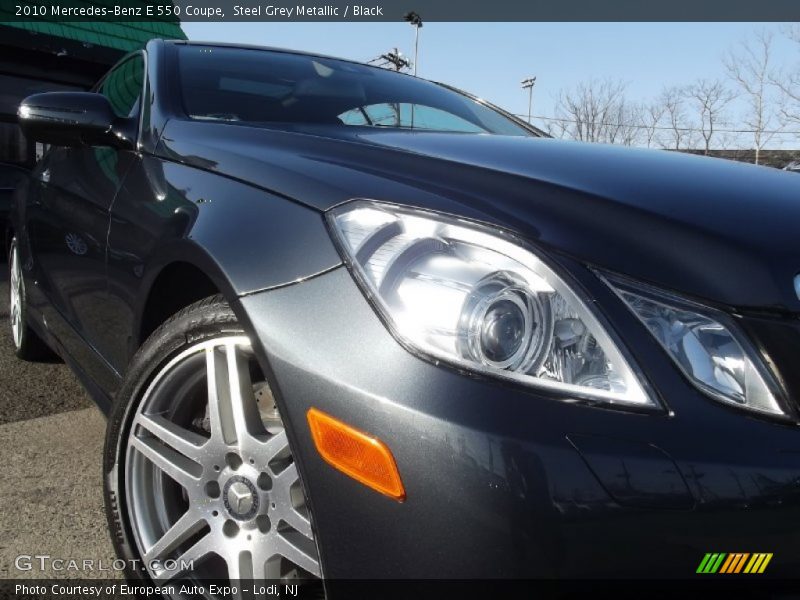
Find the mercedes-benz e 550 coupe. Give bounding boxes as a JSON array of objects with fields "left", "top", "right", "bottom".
[{"left": 9, "top": 39, "right": 800, "bottom": 592}]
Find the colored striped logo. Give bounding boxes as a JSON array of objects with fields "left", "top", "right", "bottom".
[{"left": 697, "top": 553, "right": 773, "bottom": 574}]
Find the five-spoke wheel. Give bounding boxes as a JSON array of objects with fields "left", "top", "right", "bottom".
[
  {"left": 127, "top": 337, "right": 320, "bottom": 582},
  {"left": 105, "top": 296, "right": 322, "bottom": 595}
]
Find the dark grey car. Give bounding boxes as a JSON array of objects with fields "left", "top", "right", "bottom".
[
  {"left": 0, "top": 162, "right": 28, "bottom": 221},
  {"left": 9, "top": 39, "right": 800, "bottom": 595}
]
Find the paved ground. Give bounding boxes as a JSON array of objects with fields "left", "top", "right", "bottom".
[
  {"left": 0, "top": 270, "right": 92, "bottom": 425},
  {"left": 0, "top": 267, "right": 118, "bottom": 579}
]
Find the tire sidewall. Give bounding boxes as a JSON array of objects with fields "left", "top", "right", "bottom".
[{"left": 103, "top": 297, "right": 242, "bottom": 585}]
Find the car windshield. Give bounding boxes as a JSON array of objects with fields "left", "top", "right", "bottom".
[{"left": 177, "top": 45, "right": 531, "bottom": 136}]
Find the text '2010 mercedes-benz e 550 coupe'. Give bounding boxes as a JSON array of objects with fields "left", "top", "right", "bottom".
[{"left": 9, "top": 39, "right": 800, "bottom": 594}]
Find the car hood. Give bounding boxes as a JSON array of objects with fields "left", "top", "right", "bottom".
[{"left": 158, "top": 120, "right": 800, "bottom": 311}]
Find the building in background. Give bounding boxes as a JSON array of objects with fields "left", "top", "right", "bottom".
[
  {"left": 683, "top": 149, "right": 800, "bottom": 169},
  {"left": 0, "top": 17, "right": 186, "bottom": 168}
]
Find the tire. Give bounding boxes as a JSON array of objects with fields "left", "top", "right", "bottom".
[
  {"left": 103, "top": 295, "right": 323, "bottom": 594},
  {"left": 8, "top": 236, "right": 52, "bottom": 361}
]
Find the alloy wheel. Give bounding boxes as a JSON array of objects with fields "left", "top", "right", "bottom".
[
  {"left": 9, "top": 241, "right": 23, "bottom": 349},
  {"left": 125, "top": 336, "right": 321, "bottom": 585}
]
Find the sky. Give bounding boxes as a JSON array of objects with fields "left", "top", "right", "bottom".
[{"left": 182, "top": 22, "right": 799, "bottom": 146}]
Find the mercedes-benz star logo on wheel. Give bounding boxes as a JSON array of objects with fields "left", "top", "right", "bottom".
[{"left": 222, "top": 476, "right": 259, "bottom": 521}]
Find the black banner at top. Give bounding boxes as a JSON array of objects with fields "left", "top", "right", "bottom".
[{"left": 2, "top": 0, "right": 800, "bottom": 22}]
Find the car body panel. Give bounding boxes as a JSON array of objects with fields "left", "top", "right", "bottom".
[
  {"left": 157, "top": 119, "right": 800, "bottom": 314},
  {"left": 237, "top": 267, "right": 800, "bottom": 579},
  {"left": 105, "top": 155, "right": 341, "bottom": 371},
  {"left": 16, "top": 144, "right": 135, "bottom": 398},
  {"left": 0, "top": 162, "right": 28, "bottom": 221},
  {"left": 11, "top": 41, "right": 344, "bottom": 398}
]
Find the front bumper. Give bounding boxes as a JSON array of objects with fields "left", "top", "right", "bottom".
[{"left": 236, "top": 264, "right": 800, "bottom": 579}]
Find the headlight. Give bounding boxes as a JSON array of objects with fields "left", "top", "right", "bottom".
[
  {"left": 606, "top": 275, "right": 787, "bottom": 417},
  {"left": 327, "top": 201, "right": 654, "bottom": 408}
]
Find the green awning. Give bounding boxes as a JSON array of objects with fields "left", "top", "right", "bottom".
[
  {"left": 3, "top": 21, "right": 185, "bottom": 52},
  {"left": 0, "top": 2, "right": 185, "bottom": 53}
]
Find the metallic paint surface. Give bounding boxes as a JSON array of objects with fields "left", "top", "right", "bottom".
[{"left": 238, "top": 268, "right": 800, "bottom": 579}]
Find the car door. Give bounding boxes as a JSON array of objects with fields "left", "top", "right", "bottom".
[
  {"left": 0, "top": 162, "right": 29, "bottom": 217},
  {"left": 26, "top": 53, "right": 144, "bottom": 391}
]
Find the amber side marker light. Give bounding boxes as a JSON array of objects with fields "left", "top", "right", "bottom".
[{"left": 307, "top": 408, "right": 406, "bottom": 501}]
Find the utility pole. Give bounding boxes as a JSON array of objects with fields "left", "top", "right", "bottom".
[
  {"left": 404, "top": 12, "right": 423, "bottom": 76},
  {"left": 521, "top": 77, "right": 536, "bottom": 124},
  {"left": 369, "top": 48, "right": 411, "bottom": 71}
]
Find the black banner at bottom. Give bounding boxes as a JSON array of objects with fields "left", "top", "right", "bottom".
[
  {"left": 2, "top": 579, "right": 800, "bottom": 600},
  {"left": 0, "top": 575, "right": 800, "bottom": 600}
]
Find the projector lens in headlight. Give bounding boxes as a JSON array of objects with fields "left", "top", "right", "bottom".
[{"left": 328, "top": 201, "right": 654, "bottom": 408}]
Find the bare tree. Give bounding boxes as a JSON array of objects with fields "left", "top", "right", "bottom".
[
  {"left": 773, "top": 26, "right": 800, "bottom": 131},
  {"left": 725, "top": 30, "right": 780, "bottom": 164},
  {"left": 543, "top": 117, "right": 570, "bottom": 139},
  {"left": 614, "top": 103, "right": 642, "bottom": 146},
  {"left": 552, "top": 79, "right": 635, "bottom": 144},
  {"left": 685, "top": 79, "right": 736, "bottom": 155},
  {"left": 640, "top": 102, "right": 665, "bottom": 148},
  {"left": 659, "top": 86, "right": 693, "bottom": 150}
]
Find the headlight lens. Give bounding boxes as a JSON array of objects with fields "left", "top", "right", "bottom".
[
  {"left": 328, "top": 201, "right": 654, "bottom": 408},
  {"left": 607, "top": 277, "right": 786, "bottom": 417}
]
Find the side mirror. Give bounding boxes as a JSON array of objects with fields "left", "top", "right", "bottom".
[{"left": 18, "top": 92, "right": 136, "bottom": 149}]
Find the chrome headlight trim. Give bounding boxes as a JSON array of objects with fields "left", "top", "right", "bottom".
[{"left": 326, "top": 200, "right": 660, "bottom": 411}]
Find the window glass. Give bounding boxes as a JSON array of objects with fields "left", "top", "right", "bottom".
[
  {"left": 100, "top": 55, "right": 145, "bottom": 118},
  {"left": 177, "top": 46, "right": 530, "bottom": 136},
  {"left": 339, "top": 104, "right": 485, "bottom": 133}
]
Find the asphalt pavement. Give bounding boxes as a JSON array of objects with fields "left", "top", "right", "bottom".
[{"left": 0, "top": 266, "right": 118, "bottom": 579}]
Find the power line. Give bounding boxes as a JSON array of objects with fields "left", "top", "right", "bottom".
[
  {"left": 368, "top": 48, "right": 411, "bottom": 71},
  {"left": 517, "top": 114, "right": 800, "bottom": 136}
]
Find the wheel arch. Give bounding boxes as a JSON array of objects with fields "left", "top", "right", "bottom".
[
  {"left": 122, "top": 158, "right": 343, "bottom": 364},
  {"left": 134, "top": 241, "right": 241, "bottom": 350}
]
